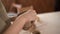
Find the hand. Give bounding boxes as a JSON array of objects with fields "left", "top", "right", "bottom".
[{"left": 14, "top": 9, "right": 37, "bottom": 23}]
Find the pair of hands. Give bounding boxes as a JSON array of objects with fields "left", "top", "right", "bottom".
[{"left": 12, "top": 3, "right": 37, "bottom": 25}]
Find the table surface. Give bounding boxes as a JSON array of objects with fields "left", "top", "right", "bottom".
[{"left": 19, "top": 12, "right": 60, "bottom": 34}]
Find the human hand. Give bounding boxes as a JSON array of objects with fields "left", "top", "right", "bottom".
[{"left": 14, "top": 9, "right": 37, "bottom": 24}]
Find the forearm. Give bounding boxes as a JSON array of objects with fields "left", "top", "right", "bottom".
[{"left": 3, "top": 18, "right": 27, "bottom": 34}]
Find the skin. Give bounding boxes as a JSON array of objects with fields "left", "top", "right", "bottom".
[{"left": 3, "top": 9, "right": 37, "bottom": 34}]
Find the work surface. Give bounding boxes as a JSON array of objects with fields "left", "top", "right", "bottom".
[{"left": 19, "top": 12, "right": 60, "bottom": 34}]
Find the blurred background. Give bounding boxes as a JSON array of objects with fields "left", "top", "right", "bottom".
[{"left": 1, "top": 0, "right": 60, "bottom": 14}]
